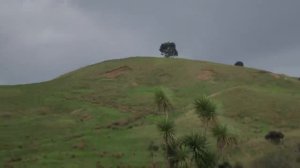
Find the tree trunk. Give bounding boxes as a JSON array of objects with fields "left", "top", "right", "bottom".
[
  {"left": 203, "top": 121, "right": 208, "bottom": 136},
  {"left": 165, "top": 111, "right": 169, "bottom": 122}
]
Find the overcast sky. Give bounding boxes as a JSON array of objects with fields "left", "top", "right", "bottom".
[{"left": 1, "top": 0, "right": 300, "bottom": 85}]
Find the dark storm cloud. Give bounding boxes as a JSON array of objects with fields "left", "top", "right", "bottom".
[{"left": 1, "top": 0, "right": 300, "bottom": 84}]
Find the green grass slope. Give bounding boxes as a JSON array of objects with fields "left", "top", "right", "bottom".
[{"left": 1, "top": 57, "right": 300, "bottom": 167}]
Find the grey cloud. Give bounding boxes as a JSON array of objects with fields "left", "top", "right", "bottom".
[
  {"left": 73, "top": 0, "right": 300, "bottom": 69},
  {"left": 0, "top": 0, "right": 299, "bottom": 84}
]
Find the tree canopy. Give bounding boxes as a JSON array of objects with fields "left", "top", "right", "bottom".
[
  {"left": 234, "top": 61, "right": 244, "bottom": 67},
  {"left": 159, "top": 42, "right": 178, "bottom": 58}
]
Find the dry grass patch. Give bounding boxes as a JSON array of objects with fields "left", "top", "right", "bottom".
[
  {"left": 102, "top": 66, "right": 132, "bottom": 79},
  {"left": 197, "top": 69, "right": 215, "bottom": 81}
]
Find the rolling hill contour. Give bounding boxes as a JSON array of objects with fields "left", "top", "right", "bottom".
[{"left": 1, "top": 57, "right": 300, "bottom": 167}]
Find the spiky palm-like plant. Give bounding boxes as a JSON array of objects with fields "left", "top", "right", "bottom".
[
  {"left": 173, "top": 145, "right": 190, "bottom": 168},
  {"left": 157, "top": 120, "right": 192, "bottom": 168},
  {"left": 168, "top": 139, "right": 190, "bottom": 168},
  {"left": 212, "top": 124, "right": 237, "bottom": 161},
  {"left": 194, "top": 96, "right": 217, "bottom": 135},
  {"left": 181, "top": 133, "right": 217, "bottom": 168},
  {"left": 157, "top": 120, "right": 176, "bottom": 168},
  {"left": 155, "top": 89, "right": 173, "bottom": 121},
  {"left": 158, "top": 120, "right": 175, "bottom": 144},
  {"left": 197, "top": 151, "right": 217, "bottom": 168}
]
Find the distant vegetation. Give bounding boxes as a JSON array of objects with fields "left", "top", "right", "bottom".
[
  {"left": 159, "top": 42, "right": 178, "bottom": 57},
  {"left": 265, "top": 131, "right": 284, "bottom": 145},
  {"left": 234, "top": 61, "right": 244, "bottom": 67}
]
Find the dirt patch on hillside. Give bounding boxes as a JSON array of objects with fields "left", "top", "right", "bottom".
[
  {"left": 72, "top": 140, "right": 86, "bottom": 150},
  {"left": 270, "top": 73, "right": 281, "bottom": 79},
  {"left": 197, "top": 70, "right": 215, "bottom": 81},
  {"left": 0, "top": 111, "right": 12, "bottom": 118},
  {"left": 70, "top": 109, "right": 92, "bottom": 122},
  {"left": 102, "top": 66, "right": 132, "bottom": 79},
  {"left": 95, "top": 113, "right": 145, "bottom": 130},
  {"left": 131, "top": 81, "right": 139, "bottom": 86}
]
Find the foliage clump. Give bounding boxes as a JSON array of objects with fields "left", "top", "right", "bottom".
[
  {"left": 181, "top": 133, "right": 217, "bottom": 168},
  {"left": 265, "top": 131, "right": 284, "bottom": 144},
  {"left": 155, "top": 88, "right": 173, "bottom": 120},
  {"left": 159, "top": 42, "right": 178, "bottom": 58},
  {"left": 194, "top": 96, "right": 217, "bottom": 121},
  {"left": 194, "top": 96, "right": 217, "bottom": 135},
  {"left": 157, "top": 120, "right": 217, "bottom": 168},
  {"left": 153, "top": 89, "right": 241, "bottom": 168},
  {"left": 234, "top": 61, "right": 244, "bottom": 67},
  {"left": 212, "top": 125, "right": 237, "bottom": 158}
]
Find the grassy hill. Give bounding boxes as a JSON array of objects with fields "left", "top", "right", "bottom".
[{"left": 1, "top": 57, "right": 300, "bottom": 167}]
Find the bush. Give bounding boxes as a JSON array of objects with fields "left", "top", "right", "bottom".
[
  {"left": 265, "top": 131, "right": 284, "bottom": 144},
  {"left": 234, "top": 61, "right": 244, "bottom": 67}
]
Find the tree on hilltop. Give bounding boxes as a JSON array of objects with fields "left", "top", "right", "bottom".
[{"left": 159, "top": 42, "right": 178, "bottom": 58}]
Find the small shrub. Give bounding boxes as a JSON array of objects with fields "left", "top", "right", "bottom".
[
  {"left": 234, "top": 61, "right": 244, "bottom": 67},
  {"left": 265, "top": 131, "right": 284, "bottom": 144}
]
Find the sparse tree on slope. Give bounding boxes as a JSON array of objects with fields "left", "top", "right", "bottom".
[
  {"left": 212, "top": 124, "right": 237, "bottom": 161},
  {"left": 181, "top": 133, "right": 217, "bottom": 168},
  {"left": 194, "top": 96, "right": 217, "bottom": 136},
  {"left": 157, "top": 120, "right": 177, "bottom": 168},
  {"left": 155, "top": 89, "right": 173, "bottom": 121}
]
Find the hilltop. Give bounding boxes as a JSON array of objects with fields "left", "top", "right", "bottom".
[{"left": 1, "top": 57, "right": 300, "bottom": 167}]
